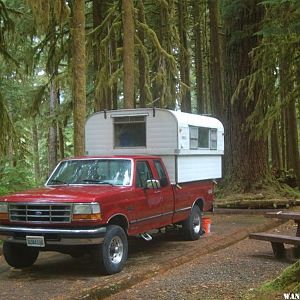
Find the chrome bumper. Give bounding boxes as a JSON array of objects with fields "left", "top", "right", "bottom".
[{"left": 0, "top": 225, "right": 106, "bottom": 246}]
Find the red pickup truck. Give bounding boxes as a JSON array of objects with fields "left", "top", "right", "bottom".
[{"left": 0, "top": 155, "right": 214, "bottom": 274}]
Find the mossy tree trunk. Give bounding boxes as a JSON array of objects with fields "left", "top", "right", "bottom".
[
  {"left": 32, "top": 119, "right": 41, "bottom": 183},
  {"left": 223, "top": 1, "right": 268, "bottom": 191},
  {"left": 93, "top": 0, "right": 104, "bottom": 111},
  {"left": 208, "top": 0, "right": 223, "bottom": 120},
  {"left": 71, "top": 0, "right": 86, "bottom": 156},
  {"left": 193, "top": 0, "right": 204, "bottom": 114},
  {"left": 178, "top": 0, "right": 191, "bottom": 113},
  {"left": 286, "top": 101, "right": 300, "bottom": 187},
  {"left": 122, "top": 0, "right": 135, "bottom": 108},
  {"left": 280, "top": 52, "right": 300, "bottom": 188},
  {"left": 137, "top": 0, "right": 146, "bottom": 108},
  {"left": 48, "top": 76, "right": 58, "bottom": 174},
  {"left": 271, "top": 121, "right": 282, "bottom": 170},
  {"left": 57, "top": 91, "right": 65, "bottom": 160}
]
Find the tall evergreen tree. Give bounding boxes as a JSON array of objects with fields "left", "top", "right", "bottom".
[
  {"left": 178, "top": 0, "right": 191, "bottom": 113},
  {"left": 71, "top": 0, "right": 86, "bottom": 156},
  {"left": 122, "top": 0, "right": 135, "bottom": 108},
  {"left": 208, "top": 0, "right": 223, "bottom": 120},
  {"left": 222, "top": 0, "right": 267, "bottom": 191}
]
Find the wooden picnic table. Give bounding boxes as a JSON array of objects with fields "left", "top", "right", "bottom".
[
  {"left": 249, "top": 211, "right": 300, "bottom": 258},
  {"left": 264, "top": 211, "right": 300, "bottom": 237}
]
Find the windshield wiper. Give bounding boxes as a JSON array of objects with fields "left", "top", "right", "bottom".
[
  {"left": 48, "top": 179, "right": 68, "bottom": 185},
  {"left": 82, "top": 179, "right": 101, "bottom": 183},
  {"left": 82, "top": 179, "right": 114, "bottom": 186},
  {"left": 99, "top": 181, "right": 114, "bottom": 186}
]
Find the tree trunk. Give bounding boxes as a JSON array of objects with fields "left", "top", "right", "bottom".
[
  {"left": 280, "top": 53, "right": 300, "bottom": 187},
  {"left": 280, "top": 110, "right": 286, "bottom": 170},
  {"left": 178, "top": 0, "right": 191, "bottom": 113},
  {"left": 193, "top": 0, "right": 204, "bottom": 114},
  {"left": 93, "top": 0, "right": 103, "bottom": 112},
  {"left": 137, "top": 0, "right": 146, "bottom": 108},
  {"left": 286, "top": 101, "right": 300, "bottom": 188},
  {"left": 111, "top": 37, "right": 118, "bottom": 110},
  {"left": 71, "top": 0, "right": 86, "bottom": 156},
  {"left": 271, "top": 121, "right": 281, "bottom": 170},
  {"left": 208, "top": 0, "right": 223, "bottom": 120},
  {"left": 32, "top": 119, "right": 41, "bottom": 183},
  {"left": 48, "top": 77, "right": 57, "bottom": 174},
  {"left": 122, "top": 0, "right": 135, "bottom": 108},
  {"left": 223, "top": 1, "right": 267, "bottom": 191},
  {"left": 56, "top": 89, "right": 65, "bottom": 160}
]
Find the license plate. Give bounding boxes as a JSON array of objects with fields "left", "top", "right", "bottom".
[{"left": 26, "top": 236, "right": 45, "bottom": 247}]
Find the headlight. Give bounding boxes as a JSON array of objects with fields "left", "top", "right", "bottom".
[
  {"left": 0, "top": 202, "right": 8, "bottom": 221},
  {"left": 72, "top": 203, "right": 101, "bottom": 221}
]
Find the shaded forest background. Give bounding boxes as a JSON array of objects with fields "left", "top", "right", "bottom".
[{"left": 0, "top": 0, "right": 299, "bottom": 197}]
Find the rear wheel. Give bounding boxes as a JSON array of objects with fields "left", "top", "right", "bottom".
[
  {"left": 3, "top": 242, "right": 39, "bottom": 268},
  {"left": 94, "top": 225, "right": 128, "bottom": 275},
  {"left": 182, "top": 205, "right": 202, "bottom": 241}
]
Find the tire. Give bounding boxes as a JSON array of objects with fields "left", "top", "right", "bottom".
[
  {"left": 182, "top": 205, "right": 202, "bottom": 241},
  {"left": 3, "top": 242, "right": 39, "bottom": 268},
  {"left": 94, "top": 225, "right": 128, "bottom": 275}
]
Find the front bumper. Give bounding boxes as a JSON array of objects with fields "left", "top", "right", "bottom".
[{"left": 0, "top": 225, "right": 106, "bottom": 246}]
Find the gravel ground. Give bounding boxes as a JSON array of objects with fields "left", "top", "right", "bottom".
[{"left": 106, "top": 222, "right": 298, "bottom": 300}]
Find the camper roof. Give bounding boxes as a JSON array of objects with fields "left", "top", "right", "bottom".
[{"left": 168, "top": 110, "right": 223, "bottom": 131}]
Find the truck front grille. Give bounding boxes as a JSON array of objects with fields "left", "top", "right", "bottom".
[{"left": 9, "top": 203, "right": 72, "bottom": 223}]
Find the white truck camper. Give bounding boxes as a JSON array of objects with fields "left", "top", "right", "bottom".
[{"left": 85, "top": 108, "right": 224, "bottom": 184}]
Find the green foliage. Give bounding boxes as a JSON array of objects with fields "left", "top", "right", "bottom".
[
  {"left": 260, "top": 259, "right": 300, "bottom": 292},
  {"left": 242, "top": 0, "right": 300, "bottom": 138},
  {"left": 0, "top": 160, "right": 35, "bottom": 196}
]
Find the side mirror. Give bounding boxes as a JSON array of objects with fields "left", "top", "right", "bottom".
[
  {"left": 145, "top": 179, "right": 161, "bottom": 189},
  {"left": 160, "top": 177, "right": 169, "bottom": 187}
]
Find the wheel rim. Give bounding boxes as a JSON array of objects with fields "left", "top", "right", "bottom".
[
  {"left": 192, "top": 214, "right": 201, "bottom": 234},
  {"left": 108, "top": 236, "right": 124, "bottom": 264}
]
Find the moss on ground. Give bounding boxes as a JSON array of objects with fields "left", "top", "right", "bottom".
[
  {"left": 260, "top": 259, "right": 300, "bottom": 292},
  {"left": 245, "top": 259, "right": 300, "bottom": 299},
  {"left": 215, "top": 177, "right": 300, "bottom": 209}
]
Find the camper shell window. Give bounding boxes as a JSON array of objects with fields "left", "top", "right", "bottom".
[
  {"left": 189, "top": 126, "right": 217, "bottom": 150},
  {"left": 114, "top": 116, "right": 146, "bottom": 147}
]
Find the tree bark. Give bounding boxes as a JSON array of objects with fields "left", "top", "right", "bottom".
[
  {"left": 111, "top": 37, "right": 118, "bottom": 110},
  {"left": 286, "top": 101, "right": 300, "bottom": 187},
  {"left": 193, "top": 0, "right": 204, "bottom": 114},
  {"left": 271, "top": 121, "right": 282, "bottom": 170},
  {"left": 280, "top": 110, "right": 286, "bottom": 170},
  {"left": 93, "top": 0, "right": 104, "bottom": 111},
  {"left": 178, "top": 0, "right": 191, "bottom": 113},
  {"left": 71, "top": 0, "right": 86, "bottom": 156},
  {"left": 57, "top": 89, "right": 65, "bottom": 160},
  {"left": 137, "top": 0, "right": 146, "bottom": 108},
  {"left": 208, "top": 0, "right": 223, "bottom": 120},
  {"left": 223, "top": 1, "right": 267, "bottom": 191},
  {"left": 122, "top": 0, "right": 135, "bottom": 108},
  {"left": 48, "top": 77, "right": 58, "bottom": 174},
  {"left": 32, "top": 118, "right": 41, "bottom": 183}
]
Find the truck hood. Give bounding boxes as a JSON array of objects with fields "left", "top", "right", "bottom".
[{"left": 0, "top": 185, "right": 130, "bottom": 203}]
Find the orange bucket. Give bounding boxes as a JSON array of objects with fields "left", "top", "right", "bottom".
[{"left": 202, "top": 217, "right": 211, "bottom": 235}]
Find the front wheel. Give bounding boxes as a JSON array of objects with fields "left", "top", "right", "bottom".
[
  {"left": 3, "top": 242, "right": 39, "bottom": 268},
  {"left": 182, "top": 205, "right": 202, "bottom": 241},
  {"left": 94, "top": 225, "right": 128, "bottom": 275}
]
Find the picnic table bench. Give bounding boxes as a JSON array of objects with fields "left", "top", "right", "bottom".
[{"left": 249, "top": 211, "right": 300, "bottom": 258}]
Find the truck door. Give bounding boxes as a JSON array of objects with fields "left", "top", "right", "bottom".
[
  {"left": 153, "top": 159, "right": 174, "bottom": 224},
  {"left": 129, "top": 160, "right": 163, "bottom": 232}
]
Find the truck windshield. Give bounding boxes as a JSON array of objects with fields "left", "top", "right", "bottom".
[{"left": 47, "top": 159, "right": 132, "bottom": 186}]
